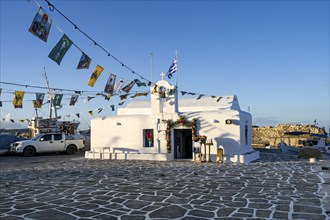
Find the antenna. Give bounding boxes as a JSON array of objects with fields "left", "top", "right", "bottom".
[{"left": 43, "top": 67, "right": 57, "bottom": 119}]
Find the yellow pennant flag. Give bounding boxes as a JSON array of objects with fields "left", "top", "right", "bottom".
[
  {"left": 33, "top": 100, "right": 42, "bottom": 108},
  {"left": 13, "top": 91, "right": 25, "bottom": 108},
  {"left": 88, "top": 65, "right": 104, "bottom": 87}
]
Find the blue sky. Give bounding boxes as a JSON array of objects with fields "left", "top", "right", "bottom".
[{"left": 0, "top": 0, "right": 329, "bottom": 131}]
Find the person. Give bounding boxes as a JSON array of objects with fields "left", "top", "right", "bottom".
[{"left": 31, "top": 13, "right": 49, "bottom": 41}]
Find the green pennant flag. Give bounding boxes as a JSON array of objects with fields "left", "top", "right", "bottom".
[
  {"left": 131, "top": 92, "right": 149, "bottom": 98},
  {"left": 134, "top": 79, "right": 146, "bottom": 87},
  {"left": 48, "top": 34, "right": 73, "bottom": 65},
  {"left": 53, "top": 94, "right": 63, "bottom": 106}
]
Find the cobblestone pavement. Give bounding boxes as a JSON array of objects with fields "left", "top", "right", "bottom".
[{"left": 0, "top": 151, "right": 329, "bottom": 220}]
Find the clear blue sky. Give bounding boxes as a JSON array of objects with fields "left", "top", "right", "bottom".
[{"left": 1, "top": 0, "right": 329, "bottom": 131}]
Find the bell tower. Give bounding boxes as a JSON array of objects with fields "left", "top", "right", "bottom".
[{"left": 150, "top": 72, "right": 178, "bottom": 115}]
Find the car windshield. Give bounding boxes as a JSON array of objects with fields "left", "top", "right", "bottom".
[{"left": 31, "top": 134, "right": 43, "bottom": 141}]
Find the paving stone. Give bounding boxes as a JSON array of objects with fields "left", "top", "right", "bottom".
[
  {"left": 255, "top": 209, "right": 272, "bottom": 218},
  {"left": 188, "top": 209, "right": 215, "bottom": 218},
  {"left": 25, "top": 209, "right": 76, "bottom": 220},
  {"left": 216, "top": 207, "right": 236, "bottom": 216},
  {"left": 149, "top": 205, "right": 187, "bottom": 219},
  {"left": 293, "top": 204, "right": 323, "bottom": 214},
  {"left": 123, "top": 200, "right": 151, "bottom": 210}
]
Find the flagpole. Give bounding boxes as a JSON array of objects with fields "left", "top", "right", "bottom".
[
  {"left": 175, "top": 50, "right": 178, "bottom": 89},
  {"left": 175, "top": 50, "right": 179, "bottom": 113}
]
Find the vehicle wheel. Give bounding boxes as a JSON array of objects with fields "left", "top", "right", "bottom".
[
  {"left": 66, "top": 145, "right": 77, "bottom": 155},
  {"left": 23, "top": 146, "right": 36, "bottom": 157}
]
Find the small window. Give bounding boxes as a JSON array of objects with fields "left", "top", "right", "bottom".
[
  {"left": 144, "top": 129, "right": 154, "bottom": 147},
  {"left": 54, "top": 134, "right": 63, "bottom": 141},
  {"left": 40, "top": 134, "right": 52, "bottom": 141}
]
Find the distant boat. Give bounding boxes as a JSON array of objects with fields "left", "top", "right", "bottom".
[{"left": 278, "top": 131, "right": 329, "bottom": 156}]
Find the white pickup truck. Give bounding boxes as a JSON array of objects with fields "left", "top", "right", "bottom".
[{"left": 11, "top": 133, "right": 85, "bottom": 157}]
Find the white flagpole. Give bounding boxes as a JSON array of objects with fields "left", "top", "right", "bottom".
[
  {"left": 175, "top": 50, "right": 179, "bottom": 113},
  {"left": 175, "top": 50, "right": 178, "bottom": 89}
]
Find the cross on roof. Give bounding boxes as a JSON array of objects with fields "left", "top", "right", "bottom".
[{"left": 161, "top": 72, "right": 165, "bottom": 80}]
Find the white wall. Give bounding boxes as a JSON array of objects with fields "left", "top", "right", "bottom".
[{"left": 91, "top": 115, "right": 163, "bottom": 154}]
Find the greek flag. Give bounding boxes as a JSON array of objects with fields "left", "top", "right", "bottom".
[{"left": 166, "top": 57, "right": 177, "bottom": 79}]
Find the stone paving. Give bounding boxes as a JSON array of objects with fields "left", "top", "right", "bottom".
[{"left": 0, "top": 151, "right": 329, "bottom": 220}]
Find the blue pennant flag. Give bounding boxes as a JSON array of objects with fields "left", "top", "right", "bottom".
[{"left": 166, "top": 57, "right": 177, "bottom": 79}]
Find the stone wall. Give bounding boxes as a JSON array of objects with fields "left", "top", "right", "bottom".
[{"left": 252, "top": 124, "right": 327, "bottom": 148}]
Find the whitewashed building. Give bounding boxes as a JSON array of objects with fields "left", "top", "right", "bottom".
[{"left": 85, "top": 76, "right": 259, "bottom": 163}]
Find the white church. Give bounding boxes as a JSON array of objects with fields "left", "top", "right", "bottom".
[{"left": 85, "top": 74, "right": 259, "bottom": 163}]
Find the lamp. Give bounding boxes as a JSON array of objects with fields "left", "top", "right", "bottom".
[{"left": 116, "top": 122, "right": 122, "bottom": 126}]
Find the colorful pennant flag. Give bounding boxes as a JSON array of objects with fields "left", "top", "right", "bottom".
[
  {"left": 166, "top": 56, "right": 177, "bottom": 79},
  {"left": 87, "top": 96, "right": 95, "bottom": 102},
  {"left": 181, "top": 91, "right": 187, "bottom": 96},
  {"left": 13, "top": 91, "right": 25, "bottom": 108},
  {"left": 121, "top": 81, "right": 136, "bottom": 93},
  {"left": 33, "top": 100, "right": 42, "bottom": 108},
  {"left": 120, "top": 94, "right": 128, "bottom": 100},
  {"left": 147, "top": 81, "right": 152, "bottom": 86},
  {"left": 48, "top": 34, "right": 73, "bottom": 65},
  {"left": 104, "top": 74, "right": 116, "bottom": 94},
  {"left": 217, "top": 97, "right": 222, "bottom": 102},
  {"left": 53, "top": 94, "right": 63, "bottom": 106},
  {"left": 69, "top": 95, "right": 78, "bottom": 106},
  {"left": 75, "top": 113, "right": 80, "bottom": 118},
  {"left": 118, "top": 101, "right": 125, "bottom": 106},
  {"left": 152, "top": 85, "right": 158, "bottom": 94},
  {"left": 36, "top": 93, "right": 45, "bottom": 104},
  {"left": 88, "top": 110, "right": 93, "bottom": 116},
  {"left": 88, "top": 65, "right": 104, "bottom": 87},
  {"left": 105, "top": 94, "right": 112, "bottom": 101},
  {"left": 113, "top": 78, "right": 126, "bottom": 94},
  {"left": 97, "top": 108, "right": 103, "bottom": 114},
  {"left": 77, "top": 53, "right": 92, "bottom": 69},
  {"left": 134, "top": 79, "right": 146, "bottom": 87},
  {"left": 0, "top": 88, "right": 2, "bottom": 96},
  {"left": 0, "top": 101, "right": 2, "bottom": 107},
  {"left": 29, "top": 7, "right": 52, "bottom": 42},
  {"left": 131, "top": 92, "right": 149, "bottom": 98},
  {"left": 197, "top": 94, "right": 204, "bottom": 100},
  {"left": 168, "top": 89, "right": 176, "bottom": 95}
]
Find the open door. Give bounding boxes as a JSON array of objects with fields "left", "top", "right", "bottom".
[{"left": 174, "top": 129, "right": 192, "bottom": 159}]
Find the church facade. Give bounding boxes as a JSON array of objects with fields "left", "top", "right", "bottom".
[{"left": 85, "top": 77, "right": 259, "bottom": 163}]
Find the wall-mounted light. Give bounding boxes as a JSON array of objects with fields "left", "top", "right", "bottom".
[
  {"left": 213, "top": 119, "right": 219, "bottom": 123},
  {"left": 225, "top": 119, "right": 233, "bottom": 125},
  {"left": 116, "top": 122, "right": 122, "bottom": 126}
]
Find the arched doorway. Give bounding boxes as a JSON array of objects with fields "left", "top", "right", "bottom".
[{"left": 174, "top": 129, "right": 192, "bottom": 159}]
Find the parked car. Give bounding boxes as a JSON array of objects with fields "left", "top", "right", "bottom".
[
  {"left": 11, "top": 133, "right": 85, "bottom": 157},
  {"left": 0, "top": 134, "right": 28, "bottom": 155}
]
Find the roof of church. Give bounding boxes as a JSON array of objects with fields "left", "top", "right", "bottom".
[{"left": 125, "top": 95, "right": 240, "bottom": 110}]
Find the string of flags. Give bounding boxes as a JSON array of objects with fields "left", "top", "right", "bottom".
[{"left": 0, "top": 0, "right": 237, "bottom": 116}]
